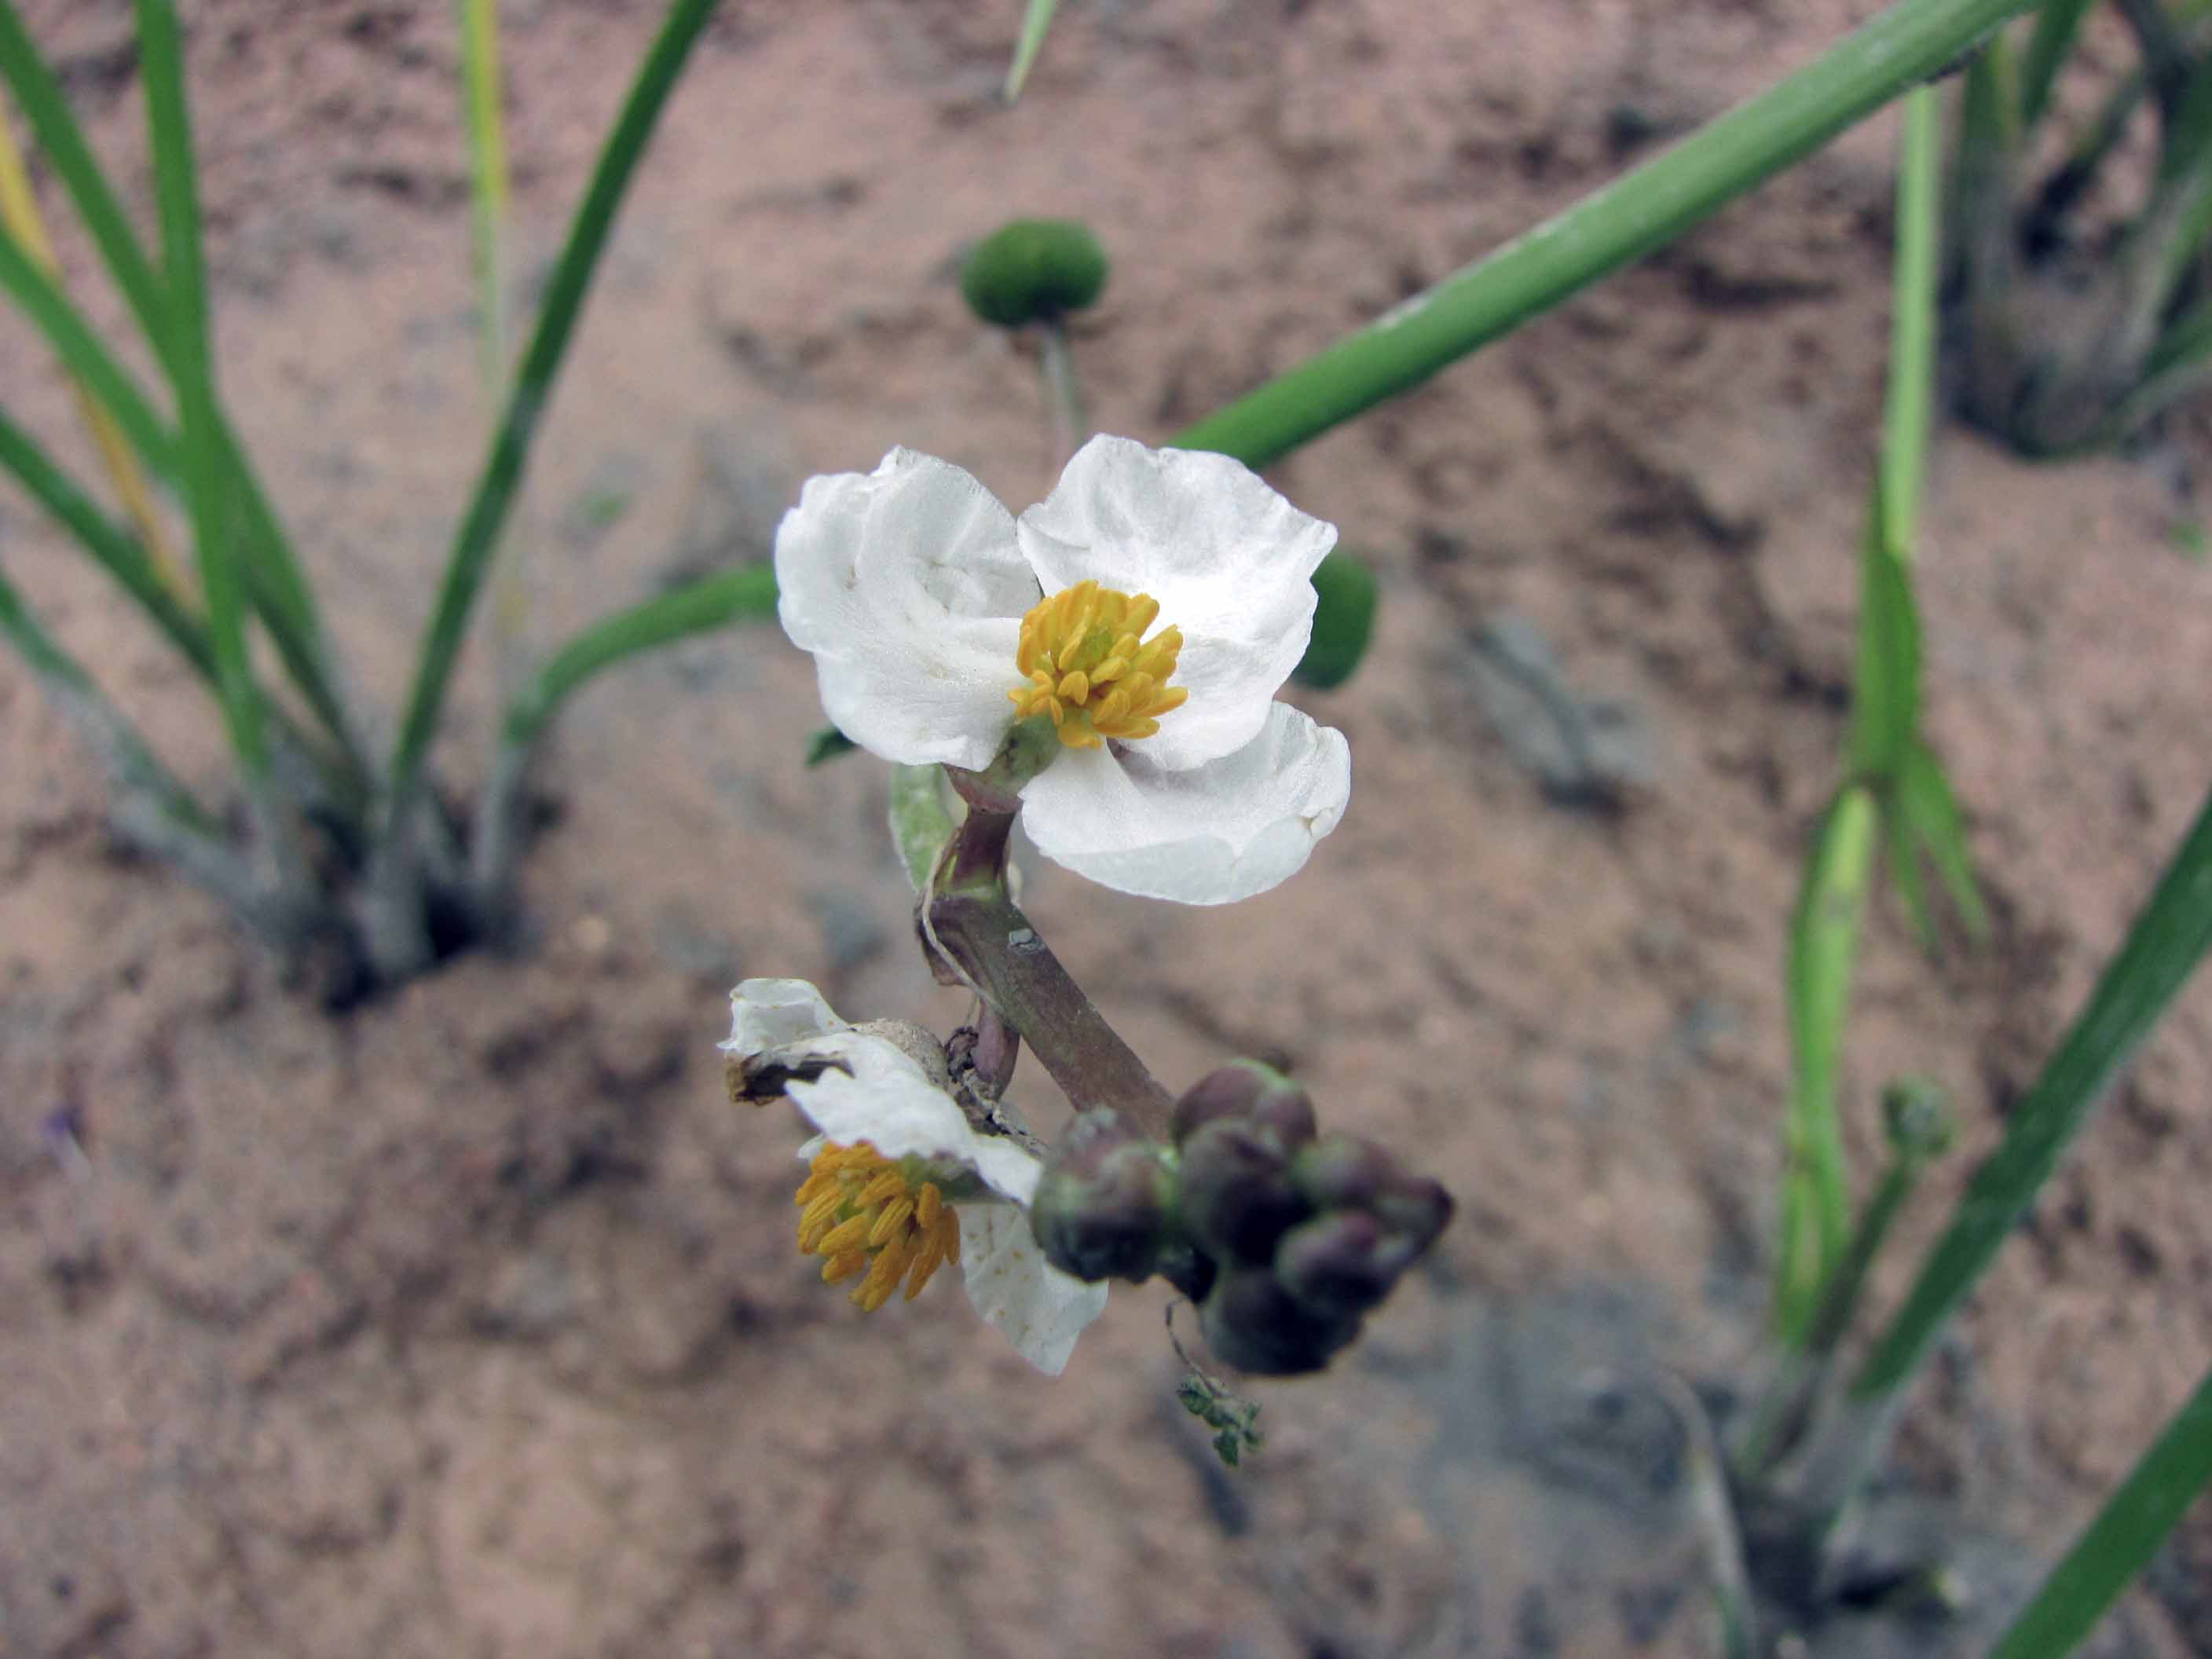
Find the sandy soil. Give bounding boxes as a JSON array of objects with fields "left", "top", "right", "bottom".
[{"left": 3, "top": 2, "right": 2210, "bottom": 1654}]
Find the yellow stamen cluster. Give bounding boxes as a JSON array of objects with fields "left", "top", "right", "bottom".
[
  {"left": 793, "top": 1142, "right": 961, "bottom": 1313},
  {"left": 1009, "top": 579, "right": 1188, "bottom": 750}
]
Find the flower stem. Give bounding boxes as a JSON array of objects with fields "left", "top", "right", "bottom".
[
  {"left": 925, "top": 890, "right": 1175, "bottom": 1137},
  {"left": 1040, "top": 320, "right": 1086, "bottom": 466}
]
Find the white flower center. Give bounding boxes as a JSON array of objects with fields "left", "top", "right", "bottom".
[{"left": 1007, "top": 579, "right": 1188, "bottom": 750}]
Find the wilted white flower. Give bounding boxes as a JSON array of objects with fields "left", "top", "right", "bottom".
[
  {"left": 723, "top": 978, "right": 1105, "bottom": 1375},
  {"left": 775, "top": 434, "right": 1351, "bottom": 905}
]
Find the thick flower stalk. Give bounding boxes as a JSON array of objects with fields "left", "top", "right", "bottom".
[
  {"left": 775, "top": 434, "right": 1351, "bottom": 905},
  {"left": 723, "top": 978, "right": 1106, "bottom": 1375}
]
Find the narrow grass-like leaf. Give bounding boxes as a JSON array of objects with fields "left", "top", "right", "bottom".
[
  {"left": 0, "top": 0, "right": 170, "bottom": 360},
  {"left": 1899, "top": 738, "right": 1989, "bottom": 939},
  {"left": 459, "top": 0, "right": 511, "bottom": 395},
  {"left": 1880, "top": 86, "right": 1941, "bottom": 564},
  {"left": 0, "top": 408, "right": 208, "bottom": 677},
  {"left": 0, "top": 220, "right": 179, "bottom": 474},
  {"left": 0, "top": 106, "right": 187, "bottom": 590},
  {"left": 390, "top": 0, "right": 721, "bottom": 823},
  {"left": 1171, "top": 0, "right": 2044, "bottom": 471},
  {"left": 0, "top": 411, "right": 357, "bottom": 811},
  {"left": 1987, "top": 1365, "right": 2212, "bottom": 1659},
  {"left": 1886, "top": 787, "right": 1939, "bottom": 950},
  {"left": 1855, "top": 784, "right": 2212, "bottom": 1401},
  {"left": 0, "top": 558, "right": 214, "bottom": 835},
  {"left": 1848, "top": 495, "right": 1923, "bottom": 781},
  {"left": 1293, "top": 549, "right": 1379, "bottom": 690},
  {"left": 2017, "top": 0, "right": 2094, "bottom": 128},
  {"left": 500, "top": 564, "right": 777, "bottom": 749},
  {"left": 1004, "top": 0, "right": 1060, "bottom": 102},
  {"left": 1776, "top": 783, "right": 1878, "bottom": 1346},
  {"left": 135, "top": 0, "right": 264, "bottom": 776}
]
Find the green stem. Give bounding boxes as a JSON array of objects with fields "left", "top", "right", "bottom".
[
  {"left": 1805, "top": 1155, "right": 1921, "bottom": 1358},
  {"left": 1881, "top": 86, "right": 1942, "bottom": 565},
  {"left": 387, "top": 0, "right": 720, "bottom": 831},
  {"left": 1040, "top": 320, "right": 1085, "bottom": 465},
  {"left": 1172, "top": 0, "right": 2040, "bottom": 471}
]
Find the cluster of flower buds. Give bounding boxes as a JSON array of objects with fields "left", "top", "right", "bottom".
[{"left": 1030, "top": 1061, "right": 1452, "bottom": 1375}]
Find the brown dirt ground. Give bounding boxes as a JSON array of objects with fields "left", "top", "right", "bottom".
[{"left": 4, "top": 2, "right": 2211, "bottom": 1655}]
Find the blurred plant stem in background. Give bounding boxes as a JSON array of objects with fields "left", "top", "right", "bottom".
[
  {"left": 456, "top": 0, "right": 535, "bottom": 710},
  {"left": 1955, "top": 0, "right": 2212, "bottom": 452}
]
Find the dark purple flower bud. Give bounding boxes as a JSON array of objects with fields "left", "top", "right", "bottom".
[
  {"left": 1170, "top": 1060, "right": 1315, "bottom": 1148},
  {"left": 1158, "top": 1240, "right": 1218, "bottom": 1303},
  {"left": 1275, "top": 1210, "right": 1426, "bottom": 1317},
  {"left": 1178, "top": 1119, "right": 1312, "bottom": 1266},
  {"left": 1200, "top": 1267, "right": 1361, "bottom": 1377},
  {"left": 1370, "top": 1174, "right": 1455, "bottom": 1255},
  {"left": 1030, "top": 1111, "right": 1177, "bottom": 1284},
  {"left": 1172, "top": 1063, "right": 1269, "bottom": 1144},
  {"left": 1291, "top": 1133, "right": 1397, "bottom": 1211}
]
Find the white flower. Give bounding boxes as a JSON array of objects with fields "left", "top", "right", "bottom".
[
  {"left": 723, "top": 979, "right": 1106, "bottom": 1375},
  {"left": 775, "top": 434, "right": 1352, "bottom": 905}
]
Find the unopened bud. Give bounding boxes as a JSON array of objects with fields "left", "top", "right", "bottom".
[
  {"left": 1031, "top": 1110, "right": 1177, "bottom": 1283},
  {"left": 1291, "top": 1134, "right": 1454, "bottom": 1251},
  {"left": 959, "top": 218, "right": 1109, "bottom": 328},
  {"left": 1274, "top": 1210, "right": 1419, "bottom": 1318},
  {"left": 1200, "top": 1266, "right": 1360, "bottom": 1377},
  {"left": 1881, "top": 1077, "right": 1954, "bottom": 1165},
  {"left": 1178, "top": 1119, "right": 1312, "bottom": 1266},
  {"left": 1291, "top": 1133, "right": 1396, "bottom": 1210},
  {"left": 1172, "top": 1060, "right": 1315, "bottom": 1148}
]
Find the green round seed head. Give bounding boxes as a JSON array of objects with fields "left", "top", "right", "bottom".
[{"left": 960, "top": 218, "right": 1110, "bottom": 328}]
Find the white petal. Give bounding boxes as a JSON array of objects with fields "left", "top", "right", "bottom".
[
  {"left": 774, "top": 449, "right": 1038, "bottom": 768},
  {"left": 721, "top": 977, "right": 845, "bottom": 1056},
  {"left": 784, "top": 1032, "right": 1043, "bottom": 1205},
  {"left": 1019, "top": 702, "right": 1350, "bottom": 904},
  {"left": 957, "top": 1203, "right": 1108, "bottom": 1375},
  {"left": 1016, "top": 436, "right": 1336, "bottom": 770}
]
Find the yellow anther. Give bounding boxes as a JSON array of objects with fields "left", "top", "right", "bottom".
[
  {"left": 1008, "top": 581, "right": 1186, "bottom": 750},
  {"left": 789, "top": 1142, "right": 965, "bottom": 1317},
  {"left": 868, "top": 1196, "right": 915, "bottom": 1247},
  {"left": 858, "top": 1170, "right": 906, "bottom": 1208}
]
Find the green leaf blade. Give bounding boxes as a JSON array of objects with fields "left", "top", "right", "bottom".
[
  {"left": 1855, "top": 786, "right": 2212, "bottom": 1401},
  {"left": 1777, "top": 783, "right": 1879, "bottom": 1347},
  {"left": 502, "top": 564, "right": 777, "bottom": 749},
  {"left": 1004, "top": 0, "right": 1060, "bottom": 103},
  {"left": 1171, "top": 0, "right": 2043, "bottom": 471},
  {"left": 391, "top": 0, "right": 722, "bottom": 824},
  {"left": 1987, "top": 1366, "right": 2212, "bottom": 1659}
]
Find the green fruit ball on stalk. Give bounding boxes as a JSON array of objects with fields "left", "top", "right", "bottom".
[{"left": 961, "top": 218, "right": 1109, "bottom": 328}]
